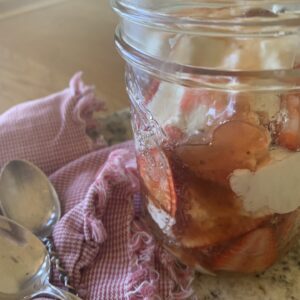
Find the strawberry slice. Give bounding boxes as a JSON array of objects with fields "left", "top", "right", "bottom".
[
  {"left": 278, "top": 132, "right": 300, "bottom": 151},
  {"left": 175, "top": 176, "right": 270, "bottom": 248},
  {"left": 276, "top": 210, "right": 300, "bottom": 251},
  {"left": 179, "top": 89, "right": 239, "bottom": 143},
  {"left": 143, "top": 79, "right": 160, "bottom": 105},
  {"left": 137, "top": 147, "right": 177, "bottom": 217},
  {"left": 211, "top": 227, "right": 278, "bottom": 273},
  {"left": 164, "top": 125, "right": 186, "bottom": 142},
  {"left": 278, "top": 93, "right": 300, "bottom": 151},
  {"left": 176, "top": 120, "right": 270, "bottom": 186}
]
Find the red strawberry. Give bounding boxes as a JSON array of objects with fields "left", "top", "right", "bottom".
[
  {"left": 175, "top": 120, "right": 270, "bottom": 186},
  {"left": 164, "top": 125, "right": 186, "bottom": 142},
  {"left": 278, "top": 93, "right": 300, "bottom": 151},
  {"left": 211, "top": 227, "right": 278, "bottom": 273},
  {"left": 174, "top": 176, "right": 270, "bottom": 248},
  {"left": 137, "top": 147, "right": 177, "bottom": 216},
  {"left": 144, "top": 79, "right": 160, "bottom": 104},
  {"left": 278, "top": 132, "right": 300, "bottom": 151},
  {"left": 276, "top": 210, "right": 300, "bottom": 251}
]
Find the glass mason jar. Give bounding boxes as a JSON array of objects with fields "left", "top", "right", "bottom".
[{"left": 111, "top": 0, "right": 300, "bottom": 275}]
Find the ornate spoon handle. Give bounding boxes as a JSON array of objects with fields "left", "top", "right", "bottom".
[{"left": 43, "top": 237, "right": 77, "bottom": 295}]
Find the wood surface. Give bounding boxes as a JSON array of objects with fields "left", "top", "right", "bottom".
[{"left": 0, "top": 0, "right": 128, "bottom": 114}]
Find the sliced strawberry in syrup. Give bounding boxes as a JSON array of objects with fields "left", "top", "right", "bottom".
[
  {"left": 137, "top": 147, "right": 177, "bottom": 217},
  {"left": 210, "top": 227, "right": 278, "bottom": 273},
  {"left": 164, "top": 125, "right": 186, "bottom": 142},
  {"left": 275, "top": 210, "right": 300, "bottom": 252},
  {"left": 175, "top": 120, "right": 270, "bottom": 186},
  {"left": 143, "top": 79, "right": 160, "bottom": 105},
  {"left": 173, "top": 175, "right": 271, "bottom": 248},
  {"left": 278, "top": 93, "right": 300, "bottom": 151}
]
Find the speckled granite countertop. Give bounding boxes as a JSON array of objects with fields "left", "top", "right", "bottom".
[
  {"left": 99, "top": 108, "right": 300, "bottom": 300},
  {"left": 193, "top": 240, "right": 300, "bottom": 300}
]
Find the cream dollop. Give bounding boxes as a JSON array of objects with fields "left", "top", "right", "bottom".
[{"left": 230, "top": 147, "right": 300, "bottom": 214}]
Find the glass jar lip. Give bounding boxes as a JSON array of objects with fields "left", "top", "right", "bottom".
[
  {"left": 111, "top": 0, "right": 300, "bottom": 33},
  {"left": 115, "top": 25, "right": 300, "bottom": 92}
]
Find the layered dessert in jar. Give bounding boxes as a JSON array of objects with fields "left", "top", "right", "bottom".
[{"left": 132, "top": 34, "right": 300, "bottom": 275}]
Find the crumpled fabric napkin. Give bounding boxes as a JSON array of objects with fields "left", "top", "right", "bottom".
[{"left": 0, "top": 73, "right": 196, "bottom": 300}]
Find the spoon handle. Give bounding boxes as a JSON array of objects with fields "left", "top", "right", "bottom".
[
  {"left": 43, "top": 237, "right": 77, "bottom": 294},
  {"left": 28, "top": 283, "right": 82, "bottom": 300}
]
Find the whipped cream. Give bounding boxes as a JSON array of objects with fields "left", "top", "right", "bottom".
[
  {"left": 144, "top": 27, "right": 300, "bottom": 70},
  {"left": 147, "top": 82, "right": 216, "bottom": 136},
  {"left": 230, "top": 147, "right": 300, "bottom": 214},
  {"left": 146, "top": 81, "right": 280, "bottom": 137},
  {"left": 223, "top": 37, "right": 300, "bottom": 70},
  {"left": 147, "top": 82, "right": 185, "bottom": 129},
  {"left": 145, "top": 36, "right": 288, "bottom": 136}
]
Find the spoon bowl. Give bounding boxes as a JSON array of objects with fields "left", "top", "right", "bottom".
[
  {"left": 0, "top": 160, "right": 60, "bottom": 239},
  {"left": 0, "top": 216, "right": 80, "bottom": 300}
]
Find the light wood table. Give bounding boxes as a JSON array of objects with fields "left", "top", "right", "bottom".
[{"left": 0, "top": 0, "right": 128, "bottom": 114}]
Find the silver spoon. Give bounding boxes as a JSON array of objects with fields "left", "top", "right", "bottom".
[
  {"left": 0, "top": 160, "right": 76, "bottom": 294},
  {"left": 0, "top": 160, "right": 60, "bottom": 239},
  {"left": 0, "top": 215, "right": 81, "bottom": 300}
]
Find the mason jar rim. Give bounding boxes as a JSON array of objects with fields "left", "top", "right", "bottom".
[
  {"left": 112, "top": 0, "right": 300, "bottom": 91},
  {"left": 111, "top": 0, "right": 300, "bottom": 34},
  {"left": 115, "top": 25, "right": 300, "bottom": 93}
]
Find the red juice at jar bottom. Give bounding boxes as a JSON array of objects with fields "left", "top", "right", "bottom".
[{"left": 137, "top": 128, "right": 300, "bottom": 274}]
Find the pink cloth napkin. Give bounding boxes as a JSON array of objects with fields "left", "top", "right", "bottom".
[{"left": 0, "top": 73, "right": 196, "bottom": 300}]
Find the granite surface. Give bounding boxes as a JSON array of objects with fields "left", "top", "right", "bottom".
[
  {"left": 193, "top": 240, "right": 300, "bottom": 300},
  {"left": 90, "top": 109, "right": 133, "bottom": 146},
  {"left": 100, "top": 108, "right": 300, "bottom": 300}
]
